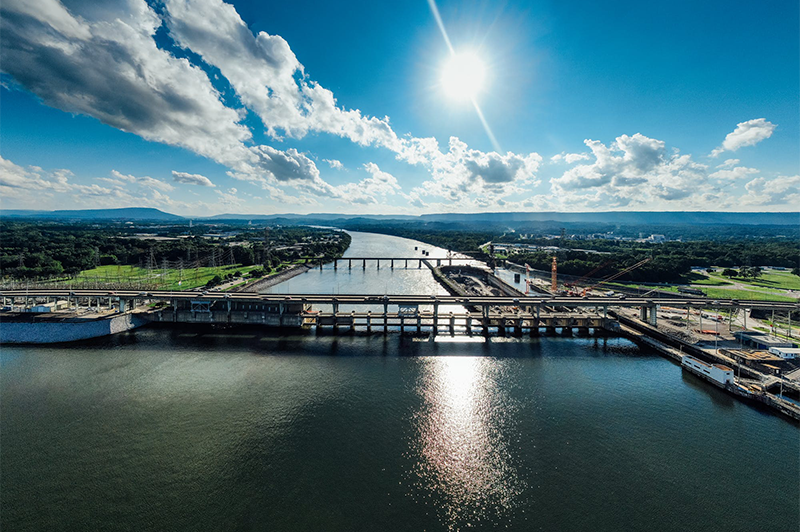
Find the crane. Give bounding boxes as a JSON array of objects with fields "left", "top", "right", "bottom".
[
  {"left": 565, "top": 260, "right": 615, "bottom": 295},
  {"left": 581, "top": 258, "right": 651, "bottom": 296}
]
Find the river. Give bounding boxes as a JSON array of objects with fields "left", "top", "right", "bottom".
[{"left": 1, "top": 231, "right": 798, "bottom": 532}]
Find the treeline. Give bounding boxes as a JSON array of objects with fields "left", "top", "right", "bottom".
[
  {"left": 508, "top": 238, "right": 799, "bottom": 283},
  {"left": 0, "top": 222, "right": 350, "bottom": 279},
  {"left": 498, "top": 236, "right": 799, "bottom": 267}
]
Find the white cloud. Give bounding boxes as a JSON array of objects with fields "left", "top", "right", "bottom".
[
  {"left": 0, "top": 0, "right": 254, "bottom": 171},
  {"left": 708, "top": 166, "right": 759, "bottom": 181},
  {"left": 163, "top": 0, "right": 402, "bottom": 152},
  {"left": 214, "top": 187, "right": 242, "bottom": 206},
  {"left": 399, "top": 137, "right": 541, "bottom": 206},
  {"left": 103, "top": 170, "right": 175, "bottom": 192},
  {"left": 550, "top": 152, "right": 590, "bottom": 164},
  {"left": 172, "top": 170, "right": 215, "bottom": 187},
  {"left": 324, "top": 159, "right": 344, "bottom": 170},
  {"left": 716, "top": 158, "right": 740, "bottom": 169},
  {"left": 0, "top": 156, "right": 189, "bottom": 210},
  {"left": 548, "top": 133, "right": 714, "bottom": 210},
  {"left": 743, "top": 175, "right": 800, "bottom": 206},
  {"left": 332, "top": 163, "right": 401, "bottom": 205},
  {"left": 710, "top": 118, "right": 776, "bottom": 157}
]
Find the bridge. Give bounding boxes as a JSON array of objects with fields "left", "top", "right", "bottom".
[
  {"left": 2, "top": 289, "right": 796, "bottom": 332},
  {"left": 319, "top": 256, "right": 474, "bottom": 270}
]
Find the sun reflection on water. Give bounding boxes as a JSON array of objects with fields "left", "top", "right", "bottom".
[{"left": 409, "top": 356, "right": 524, "bottom": 529}]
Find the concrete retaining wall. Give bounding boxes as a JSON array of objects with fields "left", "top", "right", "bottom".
[{"left": 0, "top": 313, "right": 146, "bottom": 344}]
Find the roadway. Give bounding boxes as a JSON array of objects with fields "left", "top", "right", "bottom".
[{"left": 2, "top": 289, "right": 797, "bottom": 311}]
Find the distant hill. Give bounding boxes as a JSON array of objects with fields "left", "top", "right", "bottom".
[
  {"left": 419, "top": 211, "right": 797, "bottom": 225},
  {"left": 205, "top": 213, "right": 418, "bottom": 221},
  {"left": 1, "top": 207, "right": 183, "bottom": 221},
  {"left": 1, "top": 208, "right": 796, "bottom": 226}
]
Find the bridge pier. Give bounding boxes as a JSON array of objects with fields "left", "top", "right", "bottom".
[
  {"left": 639, "top": 306, "right": 647, "bottom": 321},
  {"left": 384, "top": 302, "right": 389, "bottom": 333},
  {"left": 334, "top": 260, "right": 337, "bottom": 271},
  {"left": 119, "top": 299, "right": 127, "bottom": 313},
  {"left": 648, "top": 305, "right": 658, "bottom": 327},
  {"left": 319, "top": 261, "right": 323, "bottom": 271},
  {"left": 363, "top": 259, "right": 366, "bottom": 270},
  {"left": 405, "top": 259, "right": 408, "bottom": 268},
  {"left": 416, "top": 313, "right": 421, "bottom": 333},
  {"left": 377, "top": 259, "right": 380, "bottom": 270},
  {"left": 418, "top": 260, "right": 422, "bottom": 268},
  {"left": 391, "top": 259, "right": 394, "bottom": 269},
  {"left": 349, "top": 259, "right": 352, "bottom": 269},
  {"left": 332, "top": 301, "right": 339, "bottom": 332},
  {"left": 482, "top": 306, "right": 490, "bottom": 337},
  {"left": 449, "top": 312, "right": 455, "bottom": 335},
  {"left": 351, "top": 311, "right": 356, "bottom": 332},
  {"left": 279, "top": 302, "right": 285, "bottom": 328},
  {"left": 465, "top": 312, "right": 472, "bottom": 335},
  {"left": 432, "top": 302, "right": 439, "bottom": 336},
  {"left": 367, "top": 311, "right": 372, "bottom": 332}
]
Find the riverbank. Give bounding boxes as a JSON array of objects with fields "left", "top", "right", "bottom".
[{"left": 236, "top": 264, "right": 313, "bottom": 292}]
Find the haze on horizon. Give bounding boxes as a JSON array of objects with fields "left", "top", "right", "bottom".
[{"left": 0, "top": 0, "right": 797, "bottom": 216}]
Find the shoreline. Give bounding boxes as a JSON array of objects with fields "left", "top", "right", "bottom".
[{"left": 237, "top": 263, "right": 313, "bottom": 292}]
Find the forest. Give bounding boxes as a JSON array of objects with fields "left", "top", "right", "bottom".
[
  {"left": 0, "top": 221, "right": 350, "bottom": 279},
  {"left": 336, "top": 221, "right": 798, "bottom": 283}
]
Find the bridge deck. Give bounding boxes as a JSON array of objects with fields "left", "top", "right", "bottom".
[{"left": 2, "top": 289, "right": 796, "bottom": 311}]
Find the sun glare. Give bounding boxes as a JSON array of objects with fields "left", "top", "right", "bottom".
[{"left": 441, "top": 52, "right": 486, "bottom": 101}]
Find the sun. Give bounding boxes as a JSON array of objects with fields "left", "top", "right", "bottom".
[{"left": 441, "top": 52, "right": 486, "bottom": 101}]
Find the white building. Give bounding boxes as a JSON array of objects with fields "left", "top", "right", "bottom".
[
  {"left": 768, "top": 347, "right": 800, "bottom": 360},
  {"left": 682, "top": 356, "right": 734, "bottom": 386}
]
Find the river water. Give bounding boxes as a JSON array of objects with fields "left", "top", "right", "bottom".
[{"left": 1, "top": 232, "right": 798, "bottom": 532}]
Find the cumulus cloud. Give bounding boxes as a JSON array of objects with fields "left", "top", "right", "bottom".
[
  {"left": 548, "top": 133, "right": 713, "bottom": 210},
  {"left": 399, "top": 137, "right": 541, "bottom": 206},
  {"left": 708, "top": 166, "right": 759, "bottom": 181},
  {"left": 324, "top": 159, "right": 344, "bottom": 170},
  {"left": 331, "top": 163, "right": 401, "bottom": 204},
  {"left": 550, "top": 152, "right": 590, "bottom": 164},
  {"left": 0, "top": 156, "right": 188, "bottom": 210},
  {"left": 710, "top": 118, "right": 776, "bottom": 157},
  {"left": 172, "top": 170, "right": 215, "bottom": 187},
  {"left": 716, "top": 158, "right": 740, "bottom": 169},
  {"left": 743, "top": 175, "right": 800, "bottom": 207},
  {"left": 163, "top": 0, "right": 402, "bottom": 152},
  {"left": 0, "top": 0, "right": 254, "bottom": 170},
  {"left": 214, "top": 187, "right": 242, "bottom": 206}
]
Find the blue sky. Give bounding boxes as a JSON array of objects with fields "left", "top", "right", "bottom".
[{"left": 1, "top": 0, "right": 797, "bottom": 215}]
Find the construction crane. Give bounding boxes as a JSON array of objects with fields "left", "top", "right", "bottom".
[
  {"left": 565, "top": 260, "right": 615, "bottom": 294},
  {"left": 581, "top": 258, "right": 651, "bottom": 296}
]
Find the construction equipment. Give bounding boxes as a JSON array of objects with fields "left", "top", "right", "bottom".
[
  {"left": 582, "top": 258, "right": 651, "bottom": 296},
  {"left": 565, "top": 260, "right": 614, "bottom": 294}
]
